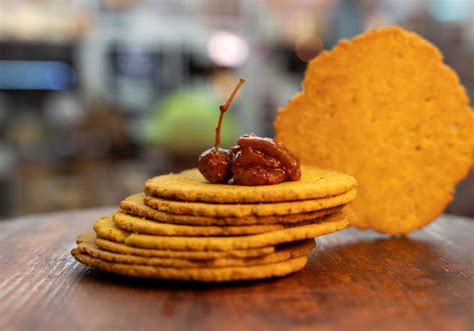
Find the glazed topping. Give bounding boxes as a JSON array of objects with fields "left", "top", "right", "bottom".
[
  {"left": 231, "top": 134, "right": 301, "bottom": 185},
  {"left": 197, "top": 78, "right": 301, "bottom": 186},
  {"left": 198, "top": 147, "right": 233, "bottom": 183},
  {"left": 197, "top": 78, "right": 245, "bottom": 183}
]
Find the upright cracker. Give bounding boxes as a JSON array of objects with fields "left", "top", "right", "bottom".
[
  {"left": 93, "top": 213, "right": 348, "bottom": 251},
  {"left": 143, "top": 189, "right": 356, "bottom": 217},
  {"left": 144, "top": 166, "right": 356, "bottom": 203},
  {"left": 275, "top": 26, "right": 473, "bottom": 234},
  {"left": 77, "top": 233, "right": 315, "bottom": 268},
  {"left": 72, "top": 249, "right": 308, "bottom": 282},
  {"left": 121, "top": 193, "right": 342, "bottom": 225}
]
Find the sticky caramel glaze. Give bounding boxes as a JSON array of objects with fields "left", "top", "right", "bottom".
[
  {"left": 198, "top": 148, "right": 233, "bottom": 183},
  {"left": 231, "top": 134, "right": 301, "bottom": 185}
]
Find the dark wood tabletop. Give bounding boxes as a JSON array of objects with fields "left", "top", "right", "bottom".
[{"left": 0, "top": 208, "right": 473, "bottom": 331}]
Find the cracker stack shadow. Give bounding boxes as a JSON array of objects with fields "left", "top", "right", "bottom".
[{"left": 72, "top": 166, "right": 357, "bottom": 282}]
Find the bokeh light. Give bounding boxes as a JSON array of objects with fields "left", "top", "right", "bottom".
[
  {"left": 207, "top": 31, "right": 249, "bottom": 67},
  {"left": 295, "top": 34, "right": 324, "bottom": 62}
]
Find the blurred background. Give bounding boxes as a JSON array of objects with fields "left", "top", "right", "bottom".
[{"left": 0, "top": 0, "right": 472, "bottom": 218}]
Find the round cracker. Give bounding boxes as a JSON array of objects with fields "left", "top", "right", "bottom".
[
  {"left": 121, "top": 193, "right": 343, "bottom": 225},
  {"left": 144, "top": 165, "right": 356, "bottom": 203},
  {"left": 93, "top": 212, "right": 348, "bottom": 251},
  {"left": 275, "top": 27, "right": 473, "bottom": 234},
  {"left": 93, "top": 235, "right": 277, "bottom": 260},
  {"left": 113, "top": 211, "right": 325, "bottom": 236},
  {"left": 143, "top": 189, "right": 356, "bottom": 217},
  {"left": 77, "top": 233, "right": 315, "bottom": 268},
  {"left": 71, "top": 249, "right": 307, "bottom": 282}
]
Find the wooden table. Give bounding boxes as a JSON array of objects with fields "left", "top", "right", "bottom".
[{"left": 0, "top": 209, "right": 473, "bottom": 331}]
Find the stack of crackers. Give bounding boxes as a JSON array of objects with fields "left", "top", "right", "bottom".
[{"left": 72, "top": 166, "right": 357, "bottom": 282}]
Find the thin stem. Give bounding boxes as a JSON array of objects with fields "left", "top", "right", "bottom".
[{"left": 214, "top": 78, "right": 245, "bottom": 150}]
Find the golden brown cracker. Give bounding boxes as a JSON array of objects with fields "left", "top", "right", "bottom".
[
  {"left": 93, "top": 216, "right": 128, "bottom": 243},
  {"left": 275, "top": 27, "right": 473, "bottom": 234},
  {"left": 121, "top": 193, "right": 343, "bottom": 225},
  {"left": 77, "top": 232, "right": 315, "bottom": 268},
  {"left": 143, "top": 189, "right": 356, "bottom": 217},
  {"left": 94, "top": 212, "right": 348, "bottom": 251},
  {"left": 144, "top": 165, "right": 356, "bottom": 203},
  {"left": 72, "top": 248, "right": 307, "bottom": 282},
  {"left": 113, "top": 211, "right": 327, "bottom": 236},
  {"left": 95, "top": 235, "right": 277, "bottom": 260}
]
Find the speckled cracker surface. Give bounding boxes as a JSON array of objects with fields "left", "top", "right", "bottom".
[
  {"left": 121, "top": 193, "right": 342, "bottom": 225},
  {"left": 92, "top": 235, "right": 277, "bottom": 260},
  {"left": 93, "top": 216, "right": 128, "bottom": 243},
  {"left": 143, "top": 189, "right": 356, "bottom": 217},
  {"left": 77, "top": 232, "right": 314, "bottom": 268},
  {"left": 275, "top": 27, "right": 473, "bottom": 234},
  {"left": 93, "top": 213, "right": 348, "bottom": 251},
  {"left": 144, "top": 165, "right": 356, "bottom": 203},
  {"left": 72, "top": 249, "right": 307, "bottom": 282},
  {"left": 113, "top": 211, "right": 315, "bottom": 236}
]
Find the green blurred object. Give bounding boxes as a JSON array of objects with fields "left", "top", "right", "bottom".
[{"left": 144, "top": 88, "right": 238, "bottom": 155}]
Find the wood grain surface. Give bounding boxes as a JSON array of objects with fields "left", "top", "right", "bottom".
[{"left": 0, "top": 208, "right": 473, "bottom": 331}]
